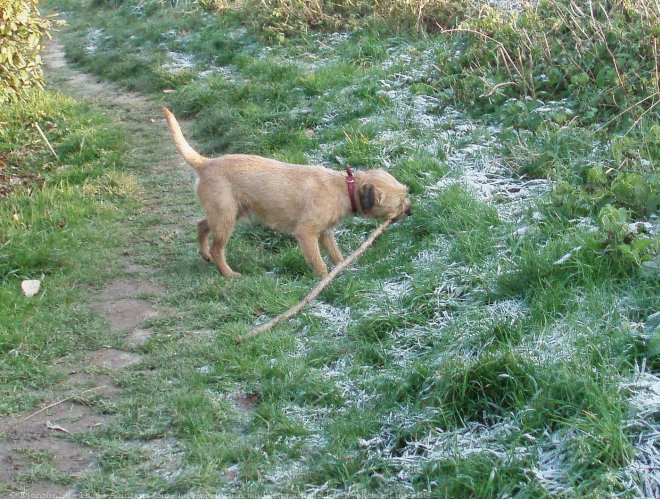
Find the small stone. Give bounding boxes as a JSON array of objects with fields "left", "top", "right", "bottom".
[{"left": 21, "top": 279, "right": 41, "bottom": 297}]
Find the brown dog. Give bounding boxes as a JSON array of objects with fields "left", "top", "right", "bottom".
[{"left": 163, "top": 107, "right": 412, "bottom": 277}]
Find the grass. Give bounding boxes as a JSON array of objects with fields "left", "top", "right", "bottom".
[
  {"left": 3, "top": 0, "right": 658, "bottom": 496},
  {"left": 0, "top": 90, "right": 137, "bottom": 412}
]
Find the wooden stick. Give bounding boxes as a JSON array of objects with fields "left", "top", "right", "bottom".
[
  {"left": 236, "top": 219, "right": 393, "bottom": 344},
  {"left": 17, "top": 386, "right": 107, "bottom": 423},
  {"left": 33, "top": 122, "right": 60, "bottom": 161}
]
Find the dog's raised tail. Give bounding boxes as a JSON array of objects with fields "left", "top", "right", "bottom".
[{"left": 162, "top": 107, "right": 207, "bottom": 169}]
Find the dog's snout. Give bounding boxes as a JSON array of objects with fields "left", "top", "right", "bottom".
[{"left": 405, "top": 205, "right": 413, "bottom": 216}]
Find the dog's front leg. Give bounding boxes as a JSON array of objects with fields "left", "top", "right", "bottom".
[
  {"left": 295, "top": 231, "right": 328, "bottom": 276},
  {"left": 210, "top": 238, "right": 241, "bottom": 277},
  {"left": 320, "top": 230, "right": 343, "bottom": 265}
]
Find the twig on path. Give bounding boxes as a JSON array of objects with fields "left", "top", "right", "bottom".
[
  {"left": 46, "top": 420, "right": 70, "bottom": 434},
  {"left": 33, "top": 122, "right": 60, "bottom": 162},
  {"left": 235, "top": 219, "right": 394, "bottom": 344},
  {"left": 17, "top": 386, "right": 107, "bottom": 424}
]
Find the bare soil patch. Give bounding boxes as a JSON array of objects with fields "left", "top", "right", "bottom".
[
  {"left": 90, "top": 277, "right": 163, "bottom": 334},
  {"left": 65, "top": 372, "right": 122, "bottom": 398},
  {"left": 124, "top": 328, "right": 153, "bottom": 349},
  {"left": 235, "top": 392, "right": 261, "bottom": 410},
  {"left": 90, "top": 298, "right": 159, "bottom": 334},
  {"left": 0, "top": 402, "right": 109, "bottom": 496},
  {"left": 95, "top": 277, "right": 163, "bottom": 300},
  {"left": 80, "top": 348, "right": 143, "bottom": 371}
]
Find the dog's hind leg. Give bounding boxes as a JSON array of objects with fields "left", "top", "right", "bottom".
[
  {"left": 197, "top": 219, "right": 212, "bottom": 261},
  {"left": 295, "top": 230, "right": 328, "bottom": 277},
  {"left": 208, "top": 208, "right": 240, "bottom": 278},
  {"left": 320, "top": 230, "right": 343, "bottom": 265}
]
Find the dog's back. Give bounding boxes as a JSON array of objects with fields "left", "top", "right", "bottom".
[{"left": 198, "top": 154, "right": 347, "bottom": 233}]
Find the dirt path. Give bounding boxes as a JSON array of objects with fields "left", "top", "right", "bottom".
[{"left": 0, "top": 40, "right": 192, "bottom": 497}]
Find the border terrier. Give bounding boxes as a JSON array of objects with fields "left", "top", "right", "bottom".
[{"left": 163, "top": 107, "right": 412, "bottom": 277}]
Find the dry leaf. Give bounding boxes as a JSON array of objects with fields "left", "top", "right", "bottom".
[
  {"left": 554, "top": 246, "right": 582, "bottom": 265},
  {"left": 46, "top": 420, "right": 70, "bottom": 433},
  {"left": 554, "top": 252, "right": 573, "bottom": 265}
]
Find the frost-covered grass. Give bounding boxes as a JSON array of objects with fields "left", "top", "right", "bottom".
[{"left": 38, "top": 0, "right": 660, "bottom": 496}]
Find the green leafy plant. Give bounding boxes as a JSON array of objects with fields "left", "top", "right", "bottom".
[
  {"left": 440, "top": 1, "right": 660, "bottom": 131},
  {"left": 597, "top": 204, "right": 655, "bottom": 267},
  {"left": 0, "top": 0, "right": 58, "bottom": 103},
  {"left": 201, "top": 0, "right": 478, "bottom": 38}
]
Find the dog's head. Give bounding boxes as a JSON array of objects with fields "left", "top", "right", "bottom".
[{"left": 356, "top": 169, "right": 412, "bottom": 221}]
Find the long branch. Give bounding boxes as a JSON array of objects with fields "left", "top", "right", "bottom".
[
  {"left": 235, "top": 219, "right": 393, "bottom": 344},
  {"left": 17, "top": 386, "right": 107, "bottom": 423}
]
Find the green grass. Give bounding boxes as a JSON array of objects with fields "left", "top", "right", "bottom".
[
  {"left": 4, "top": 0, "right": 658, "bottom": 496},
  {"left": 0, "top": 90, "right": 137, "bottom": 412}
]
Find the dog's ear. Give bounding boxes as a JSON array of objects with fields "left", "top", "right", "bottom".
[{"left": 359, "top": 184, "right": 375, "bottom": 212}]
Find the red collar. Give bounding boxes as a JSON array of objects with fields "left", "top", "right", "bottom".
[{"left": 345, "top": 164, "right": 358, "bottom": 214}]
